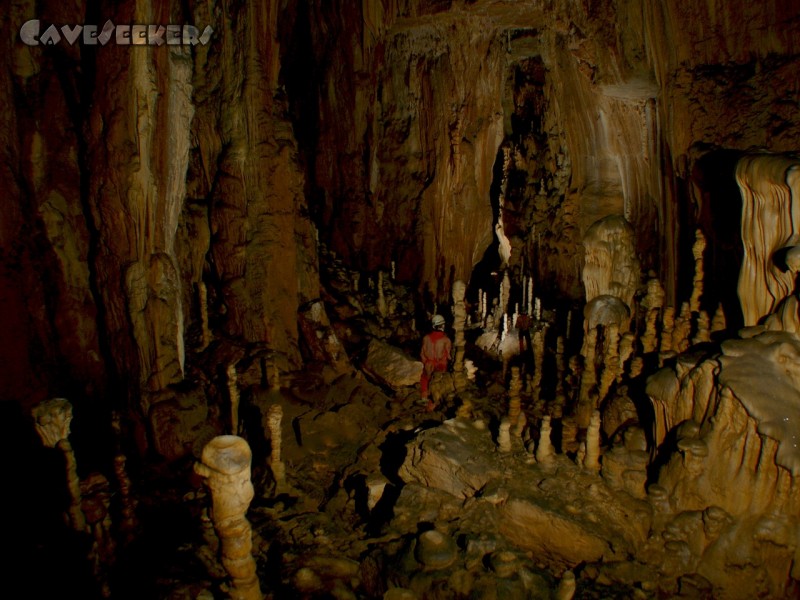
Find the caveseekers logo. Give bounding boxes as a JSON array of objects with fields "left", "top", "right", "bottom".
[{"left": 19, "top": 19, "right": 213, "bottom": 46}]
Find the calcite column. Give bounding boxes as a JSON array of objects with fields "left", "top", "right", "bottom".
[
  {"left": 194, "top": 436, "right": 262, "bottom": 600},
  {"left": 452, "top": 280, "right": 468, "bottom": 390},
  {"left": 32, "top": 398, "right": 86, "bottom": 532},
  {"left": 267, "top": 405, "right": 286, "bottom": 488}
]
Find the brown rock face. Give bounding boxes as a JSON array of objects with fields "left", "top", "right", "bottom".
[{"left": 2, "top": 1, "right": 799, "bottom": 450}]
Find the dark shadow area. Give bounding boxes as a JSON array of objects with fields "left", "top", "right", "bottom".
[{"left": 691, "top": 149, "right": 747, "bottom": 331}]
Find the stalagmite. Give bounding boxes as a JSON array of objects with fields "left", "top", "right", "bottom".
[
  {"left": 617, "top": 332, "right": 635, "bottom": 383},
  {"left": 198, "top": 281, "right": 211, "bottom": 351},
  {"left": 641, "top": 278, "right": 665, "bottom": 353},
  {"left": 554, "top": 335, "right": 566, "bottom": 409},
  {"left": 507, "top": 366, "right": 523, "bottom": 428},
  {"left": 535, "top": 416, "right": 556, "bottom": 465},
  {"left": 584, "top": 410, "right": 602, "bottom": 473},
  {"left": 693, "top": 310, "right": 711, "bottom": 344},
  {"left": 527, "top": 277, "right": 534, "bottom": 316},
  {"left": 497, "top": 418, "right": 512, "bottom": 453},
  {"left": 711, "top": 304, "right": 727, "bottom": 334},
  {"left": 194, "top": 436, "right": 262, "bottom": 600},
  {"left": 111, "top": 412, "right": 137, "bottom": 541},
  {"left": 377, "top": 270, "right": 388, "bottom": 318},
  {"left": 267, "top": 405, "right": 286, "bottom": 488},
  {"left": 672, "top": 302, "right": 692, "bottom": 353},
  {"left": 531, "top": 326, "right": 546, "bottom": 409},
  {"left": 556, "top": 570, "right": 576, "bottom": 600},
  {"left": 628, "top": 356, "right": 644, "bottom": 379},
  {"left": 32, "top": 398, "right": 87, "bottom": 532},
  {"left": 227, "top": 364, "right": 240, "bottom": 435},
  {"left": 561, "top": 417, "right": 579, "bottom": 455},
  {"left": 660, "top": 306, "right": 675, "bottom": 353},
  {"left": 500, "top": 273, "right": 510, "bottom": 318},
  {"left": 452, "top": 280, "right": 468, "bottom": 390},
  {"left": 597, "top": 323, "right": 620, "bottom": 404},
  {"left": 577, "top": 326, "right": 598, "bottom": 427},
  {"left": 689, "top": 229, "right": 706, "bottom": 314}
]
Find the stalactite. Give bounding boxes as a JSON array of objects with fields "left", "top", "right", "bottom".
[{"left": 194, "top": 436, "right": 262, "bottom": 600}]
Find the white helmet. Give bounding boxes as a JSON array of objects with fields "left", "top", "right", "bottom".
[{"left": 432, "top": 314, "right": 445, "bottom": 329}]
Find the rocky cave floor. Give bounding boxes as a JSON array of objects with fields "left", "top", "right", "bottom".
[{"left": 19, "top": 341, "right": 708, "bottom": 600}]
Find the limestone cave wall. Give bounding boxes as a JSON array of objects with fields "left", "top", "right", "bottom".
[{"left": 1, "top": 0, "right": 798, "bottom": 447}]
